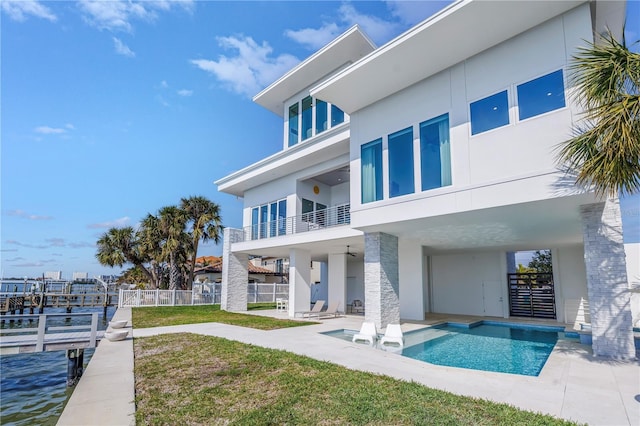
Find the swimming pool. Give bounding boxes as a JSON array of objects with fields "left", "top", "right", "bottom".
[{"left": 322, "top": 321, "right": 573, "bottom": 376}]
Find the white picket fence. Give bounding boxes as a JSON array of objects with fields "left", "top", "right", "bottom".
[{"left": 118, "top": 283, "right": 289, "bottom": 308}]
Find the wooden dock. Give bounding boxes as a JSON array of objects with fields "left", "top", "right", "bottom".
[
  {"left": 0, "top": 292, "right": 118, "bottom": 315},
  {"left": 0, "top": 312, "right": 106, "bottom": 355}
]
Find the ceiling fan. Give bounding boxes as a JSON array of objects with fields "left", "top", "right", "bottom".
[{"left": 345, "top": 245, "right": 357, "bottom": 257}]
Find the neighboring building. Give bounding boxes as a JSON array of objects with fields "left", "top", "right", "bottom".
[
  {"left": 216, "top": 0, "right": 637, "bottom": 358},
  {"left": 44, "top": 271, "right": 62, "bottom": 280},
  {"left": 194, "top": 257, "right": 279, "bottom": 283},
  {"left": 72, "top": 272, "right": 89, "bottom": 281}
]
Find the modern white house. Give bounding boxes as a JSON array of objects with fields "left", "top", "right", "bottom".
[{"left": 216, "top": 0, "right": 637, "bottom": 359}]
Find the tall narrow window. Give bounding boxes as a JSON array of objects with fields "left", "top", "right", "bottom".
[
  {"left": 420, "top": 114, "right": 452, "bottom": 191},
  {"left": 301, "top": 96, "right": 313, "bottom": 140},
  {"left": 388, "top": 127, "right": 415, "bottom": 198},
  {"left": 269, "top": 202, "right": 277, "bottom": 237},
  {"left": 470, "top": 90, "right": 509, "bottom": 135},
  {"left": 331, "top": 105, "right": 344, "bottom": 127},
  {"left": 315, "top": 99, "right": 328, "bottom": 134},
  {"left": 259, "top": 205, "right": 269, "bottom": 238},
  {"left": 288, "top": 103, "right": 299, "bottom": 146},
  {"left": 517, "top": 70, "right": 565, "bottom": 120},
  {"left": 251, "top": 207, "right": 259, "bottom": 240},
  {"left": 361, "top": 139, "right": 383, "bottom": 203},
  {"left": 278, "top": 199, "right": 287, "bottom": 236}
]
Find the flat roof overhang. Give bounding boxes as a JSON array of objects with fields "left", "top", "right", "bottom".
[
  {"left": 311, "top": 0, "right": 587, "bottom": 114},
  {"left": 253, "top": 26, "right": 376, "bottom": 117},
  {"left": 215, "top": 125, "right": 350, "bottom": 197}
]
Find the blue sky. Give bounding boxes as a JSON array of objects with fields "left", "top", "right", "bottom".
[{"left": 1, "top": 0, "right": 638, "bottom": 279}]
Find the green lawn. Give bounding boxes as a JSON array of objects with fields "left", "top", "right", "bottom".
[
  {"left": 134, "top": 333, "right": 577, "bottom": 425},
  {"left": 132, "top": 304, "right": 316, "bottom": 330}
]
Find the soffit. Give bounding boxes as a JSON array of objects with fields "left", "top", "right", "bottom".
[
  {"left": 253, "top": 26, "right": 376, "bottom": 117},
  {"left": 311, "top": 0, "right": 587, "bottom": 114}
]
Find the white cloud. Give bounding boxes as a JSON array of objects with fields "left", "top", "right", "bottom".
[
  {"left": 65, "top": 123, "right": 75, "bottom": 130},
  {"left": 35, "top": 126, "right": 66, "bottom": 134},
  {"left": 284, "top": 22, "right": 341, "bottom": 51},
  {"left": 385, "top": 1, "right": 452, "bottom": 26},
  {"left": 87, "top": 216, "right": 131, "bottom": 229},
  {"left": 113, "top": 37, "right": 135, "bottom": 57},
  {"left": 7, "top": 209, "right": 53, "bottom": 220},
  {"left": 45, "top": 238, "right": 66, "bottom": 247},
  {"left": 191, "top": 36, "right": 299, "bottom": 98},
  {"left": 77, "top": 0, "right": 194, "bottom": 32},
  {"left": 1, "top": 0, "right": 57, "bottom": 22},
  {"left": 337, "top": 3, "right": 399, "bottom": 44},
  {"left": 160, "top": 80, "right": 169, "bottom": 88},
  {"left": 177, "top": 89, "right": 193, "bottom": 97}
]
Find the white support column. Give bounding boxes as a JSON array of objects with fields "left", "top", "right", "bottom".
[
  {"left": 328, "top": 253, "right": 347, "bottom": 313},
  {"left": 288, "top": 248, "right": 311, "bottom": 317},
  {"left": 221, "top": 228, "right": 248, "bottom": 312},
  {"left": 399, "top": 239, "right": 424, "bottom": 321},
  {"left": 580, "top": 198, "right": 635, "bottom": 359},
  {"left": 364, "top": 232, "right": 400, "bottom": 329}
]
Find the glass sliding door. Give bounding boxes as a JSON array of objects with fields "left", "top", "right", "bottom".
[
  {"left": 288, "top": 103, "right": 299, "bottom": 146},
  {"left": 278, "top": 200, "right": 287, "bottom": 236},
  {"left": 269, "top": 202, "right": 277, "bottom": 237},
  {"left": 260, "top": 205, "right": 268, "bottom": 239},
  {"left": 301, "top": 96, "right": 313, "bottom": 141},
  {"left": 251, "top": 207, "right": 259, "bottom": 240},
  {"left": 315, "top": 99, "right": 328, "bottom": 134}
]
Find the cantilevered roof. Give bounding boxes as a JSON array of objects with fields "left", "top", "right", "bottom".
[
  {"left": 253, "top": 25, "right": 376, "bottom": 117},
  {"left": 311, "top": 0, "right": 587, "bottom": 114}
]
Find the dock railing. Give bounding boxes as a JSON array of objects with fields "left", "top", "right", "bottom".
[{"left": 0, "top": 312, "right": 101, "bottom": 354}]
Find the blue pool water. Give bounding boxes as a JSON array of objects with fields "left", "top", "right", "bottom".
[{"left": 323, "top": 322, "right": 569, "bottom": 376}]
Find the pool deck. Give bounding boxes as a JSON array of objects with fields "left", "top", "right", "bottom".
[{"left": 58, "top": 307, "right": 640, "bottom": 426}]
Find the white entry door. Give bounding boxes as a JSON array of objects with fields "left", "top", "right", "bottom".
[{"left": 482, "top": 281, "right": 504, "bottom": 317}]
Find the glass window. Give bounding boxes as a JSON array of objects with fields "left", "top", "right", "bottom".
[
  {"left": 517, "top": 70, "right": 565, "bottom": 120},
  {"left": 269, "top": 202, "right": 277, "bottom": 237},
  {"left": 331, "top": 105, "right": 344, "bottom": 127},
  {"left": 388, "top": 127, "right": 415, "bottom": 198},
  {"left": 470, "top": 90, "right": 509, "bottom": 135},
  {"left": 278, "top": 199, "right": 287, "bottom": 236},
  {"left": 288, "top": 103, "right": 299, "bottom": 146},
  {"left": 301, "top": 96, "right": 313, "bottom": 141},
  {"left": 260, "top": 205, "right": 268, "bottom": 238},
  {"left": 420, "top": 114, "right": 452, "bottom": 191},
  {"left": 361, "top": 139, "right": 383, "bottom": 203},
  {"left": 251, "top": 207, "right": 259, "bottom": 240},
  {"left": 316, "top": 99, "right": 328, "bottom": 134}
]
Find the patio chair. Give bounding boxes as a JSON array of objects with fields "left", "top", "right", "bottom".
[
  {"left": 309, "top": 300, "right": 343, "bottom": 319},
  {"left": 299, "top": 300, "right": 325, "bottom": 317},
  {"left": 351, "top": 299, "right": 364, "bottom": 314},
  {"left": 352, "top": 321, "right": 378, "bottom": 345},
  {"left": 380, "top": 324, "right": 404, "bottom": 347}
]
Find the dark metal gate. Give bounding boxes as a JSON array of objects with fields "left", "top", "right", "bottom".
[{"left": 507, "top": 273, "right": 556, "bottom": 319}]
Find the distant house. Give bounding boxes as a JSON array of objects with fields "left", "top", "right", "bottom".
[
  {"left": 194, "top": 257, "right": 279, "bottom": 283},
  {"left": 216, "top": 0, "right": 637, "bottom": 359}
]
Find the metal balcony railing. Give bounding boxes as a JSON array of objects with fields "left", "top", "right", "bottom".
[{"left": 243, "top": 203, "right": 350, "bottom": 241}]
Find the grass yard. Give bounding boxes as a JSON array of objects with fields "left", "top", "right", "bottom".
[
  {"left": 134, "top": 333, "right": 577, "bottom": 425},
  {"left": 132, "top": 304, "right": 316, "bottom": 330}
]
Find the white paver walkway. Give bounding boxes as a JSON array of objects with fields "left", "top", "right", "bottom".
[{"left": 59, "top": 308, "right": 640, "bottom": 425}]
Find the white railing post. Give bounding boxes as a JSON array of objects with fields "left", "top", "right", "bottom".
[
  {"left": 136, "top": 289, "right": 141, "bottom": 307},
  {"left": 118, "top": 288, "right": 123, "bottom": 308},
  {"left": 36, "top": 314, "right": 46, "bottom": 352},
  {"left": 172, "top": 289, "right": 176, "bottom": 306},
  {"left": 89, "top": 312, "right": 98, "bottom": 348},
  {"left": 155, "top": 289, "right": 159, "bottom": 306},
  {"left": 272, "top": 282, "right": 276, "bottom": 303}
]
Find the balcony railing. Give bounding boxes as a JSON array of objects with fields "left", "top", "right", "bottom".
[{"left": 243, "top": 203, "right": 350, "bottom": 242}]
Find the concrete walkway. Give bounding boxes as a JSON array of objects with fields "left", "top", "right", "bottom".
[{"left": 59, "top": 308, "right": 640, "bottom": 425}]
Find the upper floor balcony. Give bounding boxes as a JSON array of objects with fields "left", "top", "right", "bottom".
[{"left": 243, "top": 203, "right": 350, "bottom": 242}]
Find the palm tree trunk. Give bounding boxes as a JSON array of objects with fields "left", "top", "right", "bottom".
[
  {"left": 169, "top": 253, "right": 179, "bottom": 290},
  {"left": 188, "top": 240, "right": 199, "bottom": 290}
]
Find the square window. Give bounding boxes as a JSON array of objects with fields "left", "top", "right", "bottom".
[
  {"left": 517, "top": 70, "right": 565, "bottom": 120},
  {"left": 470, "top": 91, "right": 509, "bottom": 135}
]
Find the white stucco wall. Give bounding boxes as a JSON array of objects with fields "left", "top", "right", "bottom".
[
  {"left": 430, "top": 251, "right": 507, "bottom": 317},
  {"left": 349, "top": 4, "right": 593, "bottom": 226},
  {"left": 346, "top": 258, "right": 364, "bottom": 304}
]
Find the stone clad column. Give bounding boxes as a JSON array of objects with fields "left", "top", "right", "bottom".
[
  {"left": 221, "top": 228, "right": 248, "bottom": 312},
  {"left": 288, "top": 248, "right": 311, "bottom": 317},
  {"left": 580, "top": 198, "right": 635, "bottom": 358},
  {"left": 365, "top": 232, "right": 400, "bottom": 329}
]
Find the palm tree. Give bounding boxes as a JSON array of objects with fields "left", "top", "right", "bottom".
[
  {"left": 145, "top": 206, "right": 189, "bottom": 290},
  {"left": 558, "top": 31, "right": 640, "bottom": 196},
  {"left": 96, "top": 227, "right": 156, "bottom": 285},
  {"left": 181, "top": 196, "right": 223, "bottom": 288}
]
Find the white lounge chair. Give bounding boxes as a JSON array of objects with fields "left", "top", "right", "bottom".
[
  {"left": 380, "top": 324, "right": 404, "bottom": 347},
  {"left": 299, "top": 300, "right": 325, "bottom": 317},
  {"left": 309, "top": 300, "right": 343, "bottom": 319},
  {"left": 352, "top": 321, "right": 377, "bottom": 345}
]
